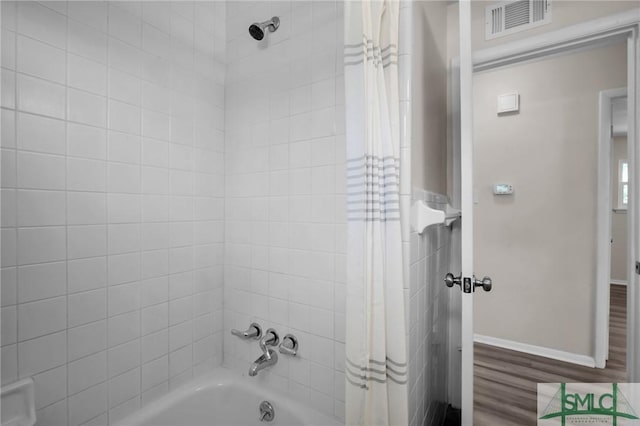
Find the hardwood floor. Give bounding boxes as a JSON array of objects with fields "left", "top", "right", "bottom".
[{"left": 473, "top": 284, "right": 627, "bottom": 425}]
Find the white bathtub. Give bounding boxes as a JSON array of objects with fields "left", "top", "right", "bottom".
[{"left": 116, "top": 367, "right": 341, "bottom": 426}]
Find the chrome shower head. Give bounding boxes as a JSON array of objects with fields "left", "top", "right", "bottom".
[{"left": 249, "top": 17, "right": 280, "bottom": 41}]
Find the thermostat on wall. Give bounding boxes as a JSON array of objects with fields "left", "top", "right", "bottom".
[
  {"left": 493, "top": 184, "right": 513, "bottom": 195},
  {"left": 497, "top": 92, "right": 519, "bottom": 114}
]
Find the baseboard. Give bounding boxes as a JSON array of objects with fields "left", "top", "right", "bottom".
[
  {"left": 611, "top": 280, "right": 627, "bottom": 286},
  {"left": 474, "top": 334, "right": 596, "bottom": 368}
]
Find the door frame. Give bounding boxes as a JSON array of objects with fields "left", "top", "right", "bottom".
[
  {"left": 596, "top": 87, "right": 627, "bottom": 368},
  {"left": 458, "top": 2, "right": 475, "bottom": 424},
  {"left": 453, "top": 5, "right": 640, "bottom": 419}
]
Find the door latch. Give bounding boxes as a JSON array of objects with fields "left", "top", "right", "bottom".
[
  {"left": 636, "top": 261, "right": 640, "bottom": 275},
  {"left": 463, "top": 277, "right": 472, "bottom": 293},
  {"left": 445, "top": 273, "right": 492, "bottom": 293}
]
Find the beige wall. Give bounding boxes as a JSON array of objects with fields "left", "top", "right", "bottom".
[
  {"left": 471, "top": 1, "right": 637, "bottom": 51},
  {"left": 412, "top": 1, "right": 449, "bottom": 194},
  {"left": 473, "top": 42, "right": 627, "bottom": 356},
  {"left": 442, "top": 1, "right": 635, "bottom": 197},
  {"left": 612, "top": 136, "right": 628, "bottom": 282}
]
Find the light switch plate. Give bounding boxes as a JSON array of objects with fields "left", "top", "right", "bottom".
[{"left": 497, "top": 92, "right": 519, "bottom": 114}]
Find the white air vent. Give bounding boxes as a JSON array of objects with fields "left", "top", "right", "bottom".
[{"left": 486, "top": 0, "right": 551, "bottom": 40}]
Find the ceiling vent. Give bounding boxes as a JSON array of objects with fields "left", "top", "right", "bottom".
[{"left": 486, "top": 0, "right": 552, "bottom": 40}]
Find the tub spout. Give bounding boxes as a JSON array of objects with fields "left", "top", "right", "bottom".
[
  {"left": 249, "top": 328, "right": 280, "bottom": 377},
  {"left": 249, "top": 349, "right": 278, "bottom": 376}
]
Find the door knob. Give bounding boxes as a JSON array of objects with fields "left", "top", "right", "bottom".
[
  {"left": 474, "top": 276, "right": 492, "bottom": 292},
  {"left": 445, "top": 273, "right": 492, "bottom": 292},
  {"left": 444, "top": 273, "right": 461, "bottom": 288}
]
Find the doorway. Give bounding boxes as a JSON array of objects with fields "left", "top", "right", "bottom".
[
  {"left": 611, "top": 96, "right": 629, "bottom": 290},
  {"left": 448, "top": 4, "right": 640, "bottom": 421},
  {"left": 470, "top": 40, "right": 628, "bottom": 424},
  {"left": 473, "top": 39, "right": 627, "bottom": 361}
]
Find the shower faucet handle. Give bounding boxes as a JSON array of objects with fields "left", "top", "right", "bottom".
[
  {"left": 231, "top": 323, "right": 262, "bottom": 340},
  {"left": 278, "top": 334, "right": 298, "bottom": 356},
  {"left": 260, "top": 329, "right": 279, "bottom": 349}
]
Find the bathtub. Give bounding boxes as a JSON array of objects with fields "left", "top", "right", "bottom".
[{"left": 116, "top": 367, "right": 341, "bottom": 426}]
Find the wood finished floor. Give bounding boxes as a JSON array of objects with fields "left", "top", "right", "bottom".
[{"left": 473, "top": 284, "right": 627, "bottom": 426}]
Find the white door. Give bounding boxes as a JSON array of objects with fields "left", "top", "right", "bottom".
[{"left": 458, "top": 1, "right": 476, "bottom": 424}]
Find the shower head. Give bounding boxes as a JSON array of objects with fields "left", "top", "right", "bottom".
[{"left": 249, "top": 17, "right": 280, "bottom": 41}]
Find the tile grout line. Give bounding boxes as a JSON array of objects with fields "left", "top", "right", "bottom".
[
  {"left": 61, "top": 1, "right": 70, "bottom": 423},
  {"left": 165, "top": 3, "right": 172, "bottom": 393},
  {"left": 136, "top": 2, "right": 144, "bottom": 415},
  {"left": 11, "top": 0, "right": 19, "bottom": 387},
  {"left": 105, "top": 2, "right": 112, "bottom": 423}
]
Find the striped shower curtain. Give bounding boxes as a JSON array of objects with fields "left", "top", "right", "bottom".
[{"left": 344, "top": 1, "right": 408, "bottom": 425}]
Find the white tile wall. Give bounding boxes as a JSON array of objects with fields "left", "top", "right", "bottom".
[
  {"left": 407, "top": 190, "right": 452, "bottom": 426},
  {"left": 2, "top": 1, "right": 454, "bottom": 424},
  {"left": 223, "top": 0, "right": 346, "bottom": 421},
  {"left": 1, "top": 2, "right": 226, "bottom": 425}
]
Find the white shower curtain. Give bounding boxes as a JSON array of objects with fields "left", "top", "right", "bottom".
[{"left": 344, "top": 1, "right": 408, "bottom": 425}]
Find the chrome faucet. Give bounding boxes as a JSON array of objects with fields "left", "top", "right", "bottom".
[{"left": 249, "top": 328, "right": 279, "bottom": 377}]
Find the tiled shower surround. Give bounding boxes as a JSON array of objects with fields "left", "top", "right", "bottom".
[
  {"left": 0, "top": 1, "right": 453, "bottom": 425},
  {"left": 222, "top": 0, "right": 348, "bottom": 421},
  {"left": 408, "top": 191, "right": 451, "bottom": 426},
  {"left": 0, "top": 2, "right": 226, "bottom": 425}
]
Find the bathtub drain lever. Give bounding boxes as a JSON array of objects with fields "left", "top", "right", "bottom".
[{"left": 259, "top": 401, "right": 274, "bottom": 422}]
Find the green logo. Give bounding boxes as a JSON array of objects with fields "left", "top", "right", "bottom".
[{"left": 539, "top": 383, "right": 639, "bottom": 425}]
